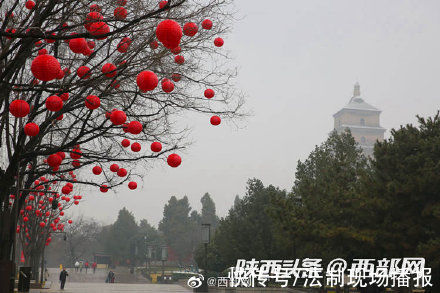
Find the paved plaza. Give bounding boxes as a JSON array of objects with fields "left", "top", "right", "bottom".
[{"left": 30, "top": 282, "right": 192, "bottom": 293}]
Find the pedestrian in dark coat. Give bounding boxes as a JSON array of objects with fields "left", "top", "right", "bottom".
[{"left": 59, "top": 269, "right": 69, "bottom": 290}]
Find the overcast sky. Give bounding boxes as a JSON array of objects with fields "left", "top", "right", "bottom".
[{"left": 72, "top": 0, "right": 440, "bottom": 226}]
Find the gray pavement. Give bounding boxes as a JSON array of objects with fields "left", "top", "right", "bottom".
[{"left": 31, "top": 282, "right": 192, "bottom": 292}]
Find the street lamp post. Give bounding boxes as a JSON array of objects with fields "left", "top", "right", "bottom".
[{"left": 201, "top": 223, "right": 211, "bottom": 292}]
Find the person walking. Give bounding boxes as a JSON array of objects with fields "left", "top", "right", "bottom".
[
  {"left": 85, "top": 262, "right": 89, "bottom": 274},
  {"left": 59, "top": 268, "right": 69, "bottom": 290},
  {"left": 92, "top": 262, "right": 97, "bottom": 274},
  {"left": 74, "top": 261, "right": 79, "bottom": 272}
]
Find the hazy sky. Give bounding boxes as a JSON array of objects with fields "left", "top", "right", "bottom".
[{"left": 72, "top": 0, "right": 440, "bottom": 226}]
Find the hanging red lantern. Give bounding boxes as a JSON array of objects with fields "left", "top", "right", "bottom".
[
  {"left": 121, "top": 139, "right": 130, "bottom": 147},
  {"left": 85, "top": 12, "right": 103, "bottom": 30},
  {"left": 117, "top": 37, "right": 131, "bottom": 53},
  {"left": 110, "top": 110, "right": 127, "bottom": 125},
  {"left": 9, "top": 100, "right": 30, "bottom": 117},
  {"left": 39, "top": 222, "right": 46, "bottom": 228},
  {"left": 118, "top": 0, "right": 127, "bottom": 5},
  {"left": 214, "top": 37, "right": 224, "bottom": 47},
  {"left": 162, "top": 80, "right": 174, "bottom": 93},
  {"left": 74, "top": 200, "right": 79, "bottom": 205},
  {"left": 38, "top": 49, "right": 48, "bottom": 55},
  {"left": 204, "top": 89, "right": 215, "bottom": 99},
  {"left": 31, "top": 54, "right": 61, "bottom": 81},
  {"left": 68, "top": 220, "right": 73, "bottom": 224},
  {"left": 131, "top": 142, "right": 141, "bottom": 152},
  {"left": 77, "top": 66, "right": 91, "bottom": 79},
  {"left": 47, "top": 154, "right": 62, "bottom": 168},
  {"left": 25, "top": 0, "right": 35, "bottom": 9},
  {"left": 92, "top": 166, "right": 102, "bottom": 175},
  {"left": 171, "top": 46, "right": 181, "bottom": 55},
  {"left": 45, "top": 95, "right": 63, "bottom": 112},
  {"left": 102, "top": 63, "right": 117, "bottom": 78},
  {"left": 174, "top": 55, "right": 184, "bottom": 64},
  {"left": 85, "top": 95, "right": 101, "bottom": 110},
  {"left": 59, "top": 93, "right": 69, "bottom": 102},
  {"left": 202, "top": 19, "right": 213, "bottom": 30},
  {"left": 159, "top": 0, "right": 167, "bottom": 9},
  {"left": 114, "top": 7, "right": 127, "bottom": 20},
  {"left": 183, "top": 22, "right": 198, "bottom": 37},
  {"left": 72, "top": 160, "right": 80, "bottom": 168},
  {"left": 136, "top": 71, "right": 158, "bottom": 92},
  {"left": 127, "top": 121, "right": 143, "bottom": 134},
  {"left": 128, "top": 181, "right": 137, "bottom": 190},
  {"left": 87, "top": 40, "right": 95, "bottom": 49},
  {"left": 150, "top": 142, "right": 162, "bottom": 152},
  {"left": 70, "top": 149, "right": 82, "bottom": 159},
  {"left": 100, "top": 185, "right": 108, "bottom": 193},
  {"left": 45, "top": 33, "right": 56, "bottom": 43},
  {"left": 117, "top": 168, "right": 127, "bottom": 177},
  {"left": 156, "top": 20, "right": 182, "bottom": 50},
  {"left": 89, "top": 22, "right": 110, "bottom": 39},
  {"left": 69, "top": 38, "right": 88, "bottom": 54},
  {"left": 56, "top": 114, "right": 63, "bottom": 121},
  {"left": 24, "top": 123, "right": 39, "bottom": 136},
  {"left": 150, "top": 40, "right": 159, "bottom": 49},
  {"left": 167, "top": 153, "right": 181, "bottom": 168},
  {"left": 171, "top": 73, "right": 181, "bottom": 82},
  {"left": 90, "top": 4, "right": 101, "bottom": 12},
  {"left": 110, "top": 164, "right": 119, "bottom": 172},
  {"left": 57, "top": 152, "right": 66, "bottom": 160},
  {"left": 210, "top": 115, "right": 221, "bottom": 125}
]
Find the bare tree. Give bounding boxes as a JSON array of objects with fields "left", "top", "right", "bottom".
[{"left": 0, "top": 0, "right": 244, "bottom": 290}]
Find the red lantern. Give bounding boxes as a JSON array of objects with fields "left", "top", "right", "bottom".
[
  {"left": 74, "top": 200, "right": 79, "bottom": 205},
  {"left": 77, "top": 66, "right": 91, "bottom": 79},
  {"left": 47, "top": 154, "right": 62, "bottom": 168},
  {"left": 118, "top": 0, "right": 127, "bottom": 5},
  {"left": 131, "top": 142, "right": 141, "bottom": 152},
  {"left": 90, "top": 4, "right": 101, "bottom": 12},
  {"left": 38, "top": 49, "right": 48, "bottom": 55},
  {"left": 9, "top": 100, "right": 30, "bottom": 117},
  {"left": 202, "top": 19, "right": 213, "bottom": 30},
  {"left": 117, "top": 37, "right": 131, "bottom": 53},
  {"left": 127, "top": 121, "right": 143, "bottom": 134},
  {"left": 110, "top": 164, "right": 119, "bottom": 172},
  {"left": 150, "top": 40, "right": 158, "bottom": 49},
  {"left": 69, "top": 38, "right": 88, "bottom": 54},
  {"left": 128, "top": 181, "right": 137, "bottom": 190},
  {"left": 159, "top": 0, "right": 167, "bottom": 9},
  {"left": 110, "top": 110, "right": 127, "bottom": 125},
  {"left": 25, "top": 0, "right": 35, "bottom": 9},
  {"left": 156, "top": 20, "right": 182, "bottom": 50},
  {"left": 92, "top": 166, "right": 102, "bottom": 175},
  {"left": 87, "top": 40, "right": 95, "bottom": 49},
  {"left": 174, "top": 55, "right": 184, "bottom": 64},
  {"left": 57, "top": 152, "right": 66, "bottom": 160},
  {"left": 100, "top": 185, "right": 108, "bottom": 193},
  {"left": 70, "top": 149, "right": 82, "bottom": 159},
  {"left": 114, "top": 7, "right": 127, "bottom": 20},
  {"left": 85, "top": 95, "right": 101, "bottom": 110},
  {"left": 214, "top": 37, "right": 224, "bottom": 47},
  {"left": 72, "top": 160, "right": 80, "bottom": 168},
  {"left": 210, "top": 115, "right": 221, "bottom": 125},
  {"left": 56, "top": 69, "right": 65, "bottom": 79},
  {"left": 121, "top": 139, "right": 130, "bottom": 147},
  {"left": 24, "top": 123, "right": 39, "bottom": 136},
  {"left": 183, "top": 22, "right": 198, "bottom": 37},
  {"left": 31, "top": 54, "right": 61, "bottom": 81},
  {"left": 68, "top": 220, "right": 73, "bottom": 224},
  {"left": 59, "top": 93, "right": 69, "bottom": 101},
  {"left": 171, "top": 46, "right": 181, "bottom": 55},
  {"left": 117, "top": 168, "right": 127, "bottom": 177},
  {"left": 162, "top": 80, "right": 174, "bottom": 93},
  {"left": 89, "top": 22, "right": 110, "bottom": 39},
  {"left": 45, "top": 95, "right": 63, "bottom": 112},
  {"left": 204, "top": 89, "right": 215, "bottom": 99},
  {"left": 85, "top": 12, "right": 103, "bottom": 30},
  {"left": 171, "top": 73, "right": 181, "bottom": 82},
  {"left": 167, "top": 153, "right": 181, "bottom": 168},
  {"left": 56, "top": 114, "right": 63, "bottom": 121},
  {"left": 136, "top": 71, "right": 158, "bottom": 92},
  {"left": 151, "top": 142, "right": 162, "bottom": 152},
  {"left": 102, "top": 63, "right": 117, "bottom": 78},
  {"left": 39, "top": 222, "right": 46, "bottom": 228}
]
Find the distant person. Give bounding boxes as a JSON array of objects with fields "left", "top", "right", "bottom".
[
  {"left": 74, "top": 261, "right": 79, "bottom": 272},
  {"left": 80, "top": 261, "right": 83, "bottom": 273},
  {"left": 92, "top": 262, "right": 97, "bottom": 274},
  {"left": 85, "top": 262, "right": 89, "bottom": 273},
  {"left": 59, "top": 268, "right": 69, "bottom": 290},
  {"left": 111, "top": 271, "right": 115, "bottom": 283},
  {"left": 44, "top": 268, "right": 49, "bottom": 282}
]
